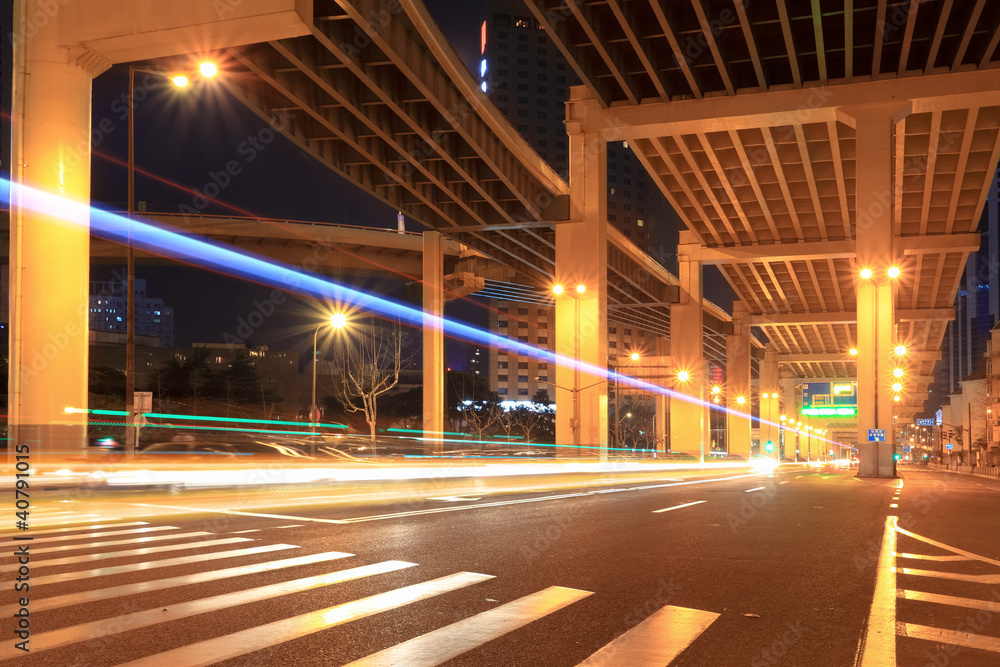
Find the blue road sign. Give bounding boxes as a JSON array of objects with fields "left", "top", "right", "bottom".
[
  {"left": 902, "top": 445, "right": 911, "bottom": 452},
  {"left": 916, "top": 419, "right": 934, "bottom": 427},
  {"left": 868, "top": 429, "right": 886, "bottom": 442},
  {"left": 945, "top": 443, "right": 954, "bottom": 450}
]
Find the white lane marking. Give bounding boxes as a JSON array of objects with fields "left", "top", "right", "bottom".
[
  {"left": 652, "top": 500, "right": 707, "bottom": 514},
  {"left": 129, "top": 503, "right": 348, "bottom": 524},
  {"left": 744, "top": 487, "right": 766, "bottom": 493},
  {"left": 229, "top": 529, "right": 261, "bottom": 534},
  {"left": 896, "top": 553, "right": 969, "bottom": 562},
  {"left": 796, "top": 475, "right": 804, "bottom": 478},
  {"left": 896, "top": 568, "right": 1000, "bottom": 583},
  {"left": 117, "top": 572, "right": 495, "bottom": 667},
  {"left": 0, "top": 521, "right": 148, "bottom": 538},
  {"left": 0, "top": 517, "right": 129, "bottom": 534},
  {"left": 1, "top": 537, "right": 253, "bottom": 572},
  {"left": 890, "top": 503, "right": 898, "bottom": 508},
  {"left": 2, "top": 560, "right": 417, "bottom": 659},
  {"left": 0, "top": 550, "right": 354, "bottom": 616},
  {"left": 900, "top": 623, "right": 1000, "bottom": 652},
  {"left": 779, "top": 481, "right": 789, "bottom": 484},
  {"left": 14, "top": 526, "right": 178, "bottom": 545},
  {"left": 31, "top": 544, "right": 297, "bottom": 587},
  {"left": 858, "top": 515, "right": 897, "bottom": 667},
  {"left": 18, "top": 531, "right": 217, "bottom": 556},
  {"left": 344, "top": 586, "right": 592, "bottom": 667},
  {"left": 575, "top": 604, "right": 719, "bottom": 666},
  {"left": 273, "top": 524, "right": 304, "bottom": 529},
  {"left": 898, "top": 589, "right": 1000, "bottom": 612},
  {"left": 895, "top": 523, "right": 1000, "bottom": 567},
  {"left": 427, "top": 496, "right": 483, "bottom": 502},
  {"left": 335, "top": 474, "right": 761, "bottom": 524}
]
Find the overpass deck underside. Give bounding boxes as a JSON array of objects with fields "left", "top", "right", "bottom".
[
  {"left": 218, "top": 0, "right": 736, "bottom": 362},
  {"left": 531, "top": 0, "right": 1000, "bottom": 419}
]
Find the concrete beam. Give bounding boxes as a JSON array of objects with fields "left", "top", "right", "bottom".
[
  {"left": 752, "top": 308, "right": 954, "bottom": 325},
  {"left": 60, "top": 0, "right": 312, "bottom": 64},
  {"left": 776, "top": 350, "right": 941, "bottom": 364},
  {"left": 897, "top": 308, "right": 955, "bottom": 322},
  {"left": 678, "top": 233, "right": 980, "bottom": 265},
  {"left": 574, "top": 68, "right": 1000, "bottom": 137}
]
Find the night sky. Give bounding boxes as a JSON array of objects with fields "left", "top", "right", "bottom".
[{"left": 84, "top": 0, "right": 734, "bottom": 366}]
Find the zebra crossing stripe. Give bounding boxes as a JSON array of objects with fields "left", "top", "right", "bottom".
[
  {"left": 0, "top": 521, "right": 148, "bottom": 538},
  {"left": 116, "top": 571, "right": 494, "bottom": 667},
  {"left": 17, "top": 531, "right": 218, "bottom": 556},
  {"left": 897, "top": 567, "right": 1000, "bottom": 584},
  {"left": 575, "top": 604, "right": 719, "bottom": 666},
  {"left": 0, "top": 550, "right": 353, "bottom": 616},
  {"left": 901, "top": 623, "right": 1000, "bottom": 652},
  {"left": 0, "top": 517, "right": 129, "bottom": 533},
  {"left": 0, "top": 537, "right": 254, "bottom": 572},
  {"left": 0, "top": 560, "right": 417, "bottom": 659},
  {"left": 343, "top": 586, "right": 592, "bottom": 667},
  {"left": 19, "top": 525, "right": 179, "bottom": 545},
  {"left": 31, "top": 543, "right": 297, "bottom": 587},
  {"left": 898, "top": 589, "right": 1000, "bottom": 613},
  {"left": 896, "top": 553, "right": 969, "bottom": 562}
]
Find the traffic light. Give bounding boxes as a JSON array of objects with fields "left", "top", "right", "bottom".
[
  {"left": 765, "top": 440, "right": 774, "bottom": 452},
  {"left": 894, "top": 453, "right": 901, "bottom": 461}
]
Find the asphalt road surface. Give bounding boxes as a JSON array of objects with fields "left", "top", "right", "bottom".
[{"left": 5, "top": 465, "right": 1000, "bottom": 666}]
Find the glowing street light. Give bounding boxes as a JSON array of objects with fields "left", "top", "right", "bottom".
[
  {"left": 892, "top": 382, "right": 902, "bottom": 392},
  {"left": 736, "top": 395, "right": 746, "bottom": 405},
  {"left": 887, "top": 266, "right": 901, "bottom": 278},
  {"left": 552, "top": 284, "right": 564, "bottom": 295},
  {"left": 860, "top": 268, "right": 873, "bottom": 280},
  {"left": 311, "top": 313, "right": 348, "bottom": 427},
  {"left": 893, "top": 368, "right": 904, "bottom": 378},
  {"left": 895, "top": 345, "right": 907, "bottom": 356},
  {"left": 849, "top": 348, "right": 858, "bottom": 356},
  {"left": 171, "top": 75, "right": 189, "bottom": 87},
  {"left": 677, "top": 370, "right": 690, "bottom": 382},
  {"left": 630, "top": 352, "right": 640, "bottom": 361},
  {"left": 576, "top": 284, "right": 586, "bottom": 294},
  {"left": 199, "top": 62, "right": 219, "bottom": 77},
  {"left": 893, "top": 395, "right": 901, "bottom": 402},
  {"left": 780, "top": 414, "right": 787, "bottom": 422},
  {"left": 711, "top": 385, "right": 721, "bottom": 395}
]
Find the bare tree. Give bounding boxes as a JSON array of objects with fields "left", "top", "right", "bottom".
[
  {"left": 329, "top": 316, "right": 409, "bottom": 453},
  {"left": 509, "top": 405, "right": 550, "bottom": 444},
  {"left": 461, "top": 398, "right": 501, "bottom": 449}
]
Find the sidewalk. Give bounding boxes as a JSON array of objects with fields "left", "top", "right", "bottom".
[{"left": 926, "top": 462, "right": 1000, "bottom": 480}]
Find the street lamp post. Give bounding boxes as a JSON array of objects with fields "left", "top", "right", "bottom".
[
  {"left": 536, "top": 376, "right": 606, "bottom": 457},
  {"left": 310, "top": 313, "right": 347, "bottom": 434},
  {"left": 125, "top": 62, "right": 217, "bottom": 457}
]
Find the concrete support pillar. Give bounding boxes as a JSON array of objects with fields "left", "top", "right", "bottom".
[
  {"left": 726, "top": 302, "right": 752, "bottom": 460},
  {"left": 843, "top": 102, "right": 910, "bottom": 477},
  {"left": 8, "top": 1, "right": 104, "bottom": 459},
  {"left": 760, "top": 346, "right": 780, "bottom": 458},
  {"left": 780, "top": 378, "right": 800, "bottom": 461},
  {"left": 654, "top": 337, "right": 669, "bottom": 453},
  {"left": 669, "top": 235, "right": 708, "bottom": 460},
  {"left": 422, "top": 231, "right": 445, "bottom": 452},
  {"left": 555, "top": 121, "right": 608, "bottom": 457}
]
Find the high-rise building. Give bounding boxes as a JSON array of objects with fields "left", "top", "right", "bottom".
[
  {"left": 90, "top": 278, "right": 175, "bottom": 347},
  {"left": 938, "top": 166, "right": 1000, "bottom": 406},
  {"left": 478, "top": 0, "right": 677, "bottom": 267}
]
